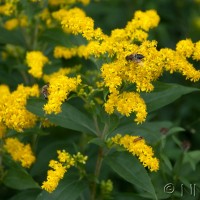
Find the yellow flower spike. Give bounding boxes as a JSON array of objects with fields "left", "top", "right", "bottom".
[
  {"left": 111, "top": 134, "right": 159, "bottom": 172},
  {"left": 26, "top": 51, "right": 49, "bottom": 79},
  {"left": 41, "top": 160, "right": 67, "bottom": 193},
  {"left": 4, "top": 138, "right": 36, "bottom": 168},
  {"left": 43, "top": 75, "right": 81, "bottom": 114},
  {"left": 42, "top": 150, "right": 87, "bottom": 193}
]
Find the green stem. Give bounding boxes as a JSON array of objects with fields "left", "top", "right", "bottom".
[
  {"left": 93, "top": 115, "right": 101, "bottom": 136},
  {"left": 91, "top": 147, "right": 103, "bottom": 200}
]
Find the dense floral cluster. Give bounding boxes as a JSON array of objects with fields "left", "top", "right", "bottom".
[
  {"left": 0, "top": 84, "right": 39, "bottom": 132},
  {"left": 41, "top": 150, "right": 87, "bottom": 193},
  {"left": 43, "top": 75, "right": 81, "bottom": 114},
  {"left": 26, "top": 51, "right": 49, "bottom": 79},
  {"left": 4, "top": 138, "right": 36, "bottom": 168},
  {"left": 112, "top": 134, "right": 159, "bottom": 172}
]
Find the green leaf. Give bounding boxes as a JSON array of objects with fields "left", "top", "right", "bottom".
[
  {"left": 36, "top": 175, "right": 87, "bottom": 200},
  {"left": 109, "top": 121, "right": 175, "bottom": 144},
  {"left": 27, "top": 98, "right": 97, "bottom": 135},
  {"left": 3, "top": 167, "right": 40, "bottom": 190},
  {"left": 40, "top": 28, "right": 79, "bottom": 48},
  {"left": 0, "top": 27, "right": 26, "bottom": 47},
  {"left": 183, "top": 150, "right": 200, "bottom": 170},
  {"left": 141, "top": 82, "right": 200, "bottom": 112},
  {"left": 88, "top": 138, "right": 106, "bottom": 147},
  {"left": 115, "top": 192, "right": 146, "bottom": 200},
  {"left": 160, "top": 153, "right": 172, "bottom": 171},
  {"left": 105, "top": 151, "right": 157, "bottom": 200},
  {"left": 9, "top": 190, "right": 41, "bottom": 200}
]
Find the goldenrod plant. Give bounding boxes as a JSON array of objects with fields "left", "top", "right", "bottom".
[{"left": 0, "top": 0, "right": 200, "bottom": 199}]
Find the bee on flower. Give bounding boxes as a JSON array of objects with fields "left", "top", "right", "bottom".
[
  {"left": 41, "top": 83, "right": 49, "bottom": 100},
  {"left": 133, "top": 136, "right": 144, "bottom": 142},
  {"left": 125, "top": 53, "right": 144, "bottom": 63}
]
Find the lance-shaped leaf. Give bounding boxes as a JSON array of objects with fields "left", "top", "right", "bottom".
[
  {"left": 105, "top": 151, "right": 158, "bottom": 200},
  {"left": 36, "top": 175, "right": 87, "bottom": 200},
  {"left": 141, "top": 82, "right": 199, "bottom": 113},
  {"left": 27, "top": 99, "right": 97, "bottom": 135}
]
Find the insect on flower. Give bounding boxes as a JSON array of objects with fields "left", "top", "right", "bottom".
[
  {"left": 125, "top": 53, "right": 144, "bottom": 63},
  {"left": 133, "top": 136, "right": 144, "bottom": 143},
  {"left": 41, "top": 83, "right": 49, "bottom": 100}
]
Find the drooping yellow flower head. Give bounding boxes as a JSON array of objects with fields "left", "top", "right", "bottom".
[
  {"left": 43, "top": 75, "right": 81, "bottom": 114},
  {"left": 0, "top": 84, "right": 39, "bottom": 132},
  {"left": 112, "top": 134, "right": 159, "bottom": 172},
  {"left": 41, "top": 160, "right": 67, "bottom": 193},
  {"left": 26, "top": 51, "right": 49, "bottom": 78},
  {"left": 41, "top": 150, "right": 87, "bottom": 193},
  {"left": 4, "top": 138, "right": 36, "bottom": 168}
]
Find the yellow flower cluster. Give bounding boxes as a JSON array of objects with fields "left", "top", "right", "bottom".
[
  {"left": 112, "top": 134, "right": 159, "bottom": 172},
  {"left": 4, "top": 16, "right": 28, "bottom": 30},
  {"left": 41, "top": 160, "right": 67, "bottom": 193},
  {"left": 43, "top": 75, "right": 81, "bottom": 114},
  {"left": 26, "top": 51, "right": 49, "bottom": 78},
  {"left": 54, "top": 46, "right": 77, "bottom": 59},
  {"left": 0, "top": 84, "right": 39, "bottom": 132},
  {"left": 67, "top": 9, "right": 200, "bottom": 123},
  {"left": 160, "top": 40, "right": 200, "bottom": 81},
  {"left": 41, "top": 150, "right": 87, "bottom": 193},
  {"left": 4, "top": 138, "right": 36, "bottom": 168},
  {"left": 176, "top": 39, "right": 194, "bottom": 58},
  {"left": 55, "top": 7, "right": 105, "bottom": 41},
  {"left": 105, "top": 92, "right": 147, "bottom": 123},
  {"left": 0, "top": 3, "right": 15, "bottom": 16}
]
